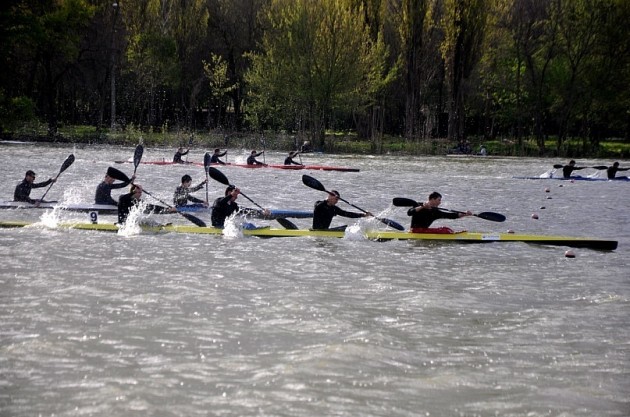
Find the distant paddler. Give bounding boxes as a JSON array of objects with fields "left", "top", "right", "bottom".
[
  {"left": 95, "top": 167, "right": 135, "bottom": 206},
  {"left": 284, "top": 151, "right": 303, "bottom": 166},
  {"left": 602, "top": 162, "right": 629, "bottom": 180},
  {"left": 554, "top": 160, "right": 586, "bottom": 179},
  {"left": 210, "top": 148, "right": 228, "bottom": 165},
  {"left": 173, "top": 146, "right": 189, "bottom": 164},
  {"left": 14, "top": 169, "right": 56, "bottom": 205}
]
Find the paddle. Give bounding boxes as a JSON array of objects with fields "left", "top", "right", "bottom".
[
  {"left": 141, "top": 189, "right": 207, "bottom": 227},
  {"left": 38, "top": 154, "right": 75, "bottom": 204},
  {"left": 260, "top": 135, "right": 266, "bottom": 164},
  {"left": 591, "top": 165, "right": 608, "bottom": 170},
  {"left": 207, "top": 167, "right": 298, "bottom": 229},
  {"left": 133, "top": 144, "right": 144, "bottom": 176},
  {"left": 203, "top": 152, "right": 211, "bottom": 203},
  {"left": 108, "top": 165, "right": 206, "bottom": 227},
  {"left": 392, "top": 197, "right": 506, "bottom": 222},
  {"left": 302, "top": 175, "right": 405, "bottom": 231}
]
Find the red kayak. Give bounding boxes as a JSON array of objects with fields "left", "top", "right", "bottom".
[{"left": 114, "top": 160, "right": 359, "bottom": 172}]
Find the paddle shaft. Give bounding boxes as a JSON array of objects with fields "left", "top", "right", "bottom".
[
  {"left": 392, "top": 197, "right": 506, "bottom": 222},
  {"left": 38, "top": 154, "right": 75, "bottom": 203},
  {"left": 142, "top": 189, "right": 206, "bottom": 227}
]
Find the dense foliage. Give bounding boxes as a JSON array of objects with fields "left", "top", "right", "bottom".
[{"left": 1, "top": 0, "right": 628, "bottom": 155}]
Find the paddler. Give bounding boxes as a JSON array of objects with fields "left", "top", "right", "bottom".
[
  {"left": 246, "top": 150, "right": 266, "bottom": 166},
  {"left": 173, "top": 174, "right": 208, "bottom": 208},
  {"left": 559, "top": 160, "right": 586, "bottom": 179},
  {"left": 95, "top": 167, "right": 135, "bottom": 206},
  {"left": 407, "top": 192, "right": 471, "bottom": 234},
  {"left": 13, "top": 170, "right": 56, "bottom": 205},
  {"left": 312, "top": 190, "right": 370, "bottom": 231},
  {"left": 210, "top": 148, "right": 227, "bottom": 165},
  {"left": 606, "top": 162, "right": 630, "bottom": 180},
  {"left": 118, "top": 183, "right": 177, "bottom": 224},
  {"left": 173, "top": 147, "right": 189, "bottom": 164},
  {"left": 211, "top": 185, "right": 270, "bottom": 228},
  {"left": 284, "top": 151, "right": 303, "bottom": 166}
]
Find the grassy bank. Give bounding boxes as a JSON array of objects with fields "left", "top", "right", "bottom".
[{"left": 2, "top": 124, "right": 629, "bottom": 159}]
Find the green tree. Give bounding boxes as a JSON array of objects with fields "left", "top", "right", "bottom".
[
  {"left": 246, "top": 0, "right": 391, "bottom": 149},
  {"left": 441, "top": 0, "right": 489, "bottom": 142}
]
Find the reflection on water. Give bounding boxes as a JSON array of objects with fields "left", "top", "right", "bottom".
[{"left": 0, "top": 145, "right": 629, "bottom": 416}]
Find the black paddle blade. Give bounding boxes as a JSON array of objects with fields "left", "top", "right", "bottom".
[
  {"left": 378, "top": 217, "right": 405, "bottom": 231},
  {"left": 181, "top": 212, "right": 207, "bottom": 227},
  {"left": 553, "top": 164, "right": 563, "bottom": 169},
  {"left": 133, "top": 145, "right": 144, "bottom": 170},
  {"left": 392, "top": 197, "right": 418, "bottom": 207},
  {"left": 476, "top": 212, "right": 506, "bottom": 222},
  {"left": 276, "top": 217, "right": 299, "bottom": 230},
  {"left": 207, "top": 167, "right": 230, "bottom": 186},
  {"left": 60, "top": 154, "right": 75, "bottom": 173},
  {"left": 106, "top": 167, "right": 130, "bottom": 182},
  {"left": 204, "top": 152, "right": 212, "bottom": 169},
  {"left": 591, "top": 165, "right": 608, "bottom": 170},
  {"left": 302, "top": 175, "right": 326, "bottom": 192}
]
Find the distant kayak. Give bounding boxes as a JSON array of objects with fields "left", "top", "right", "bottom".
[
  {"left": 512, "top": 176, "right": 630, "bottom": 182},
  {"left": 114, "top": 159, "right": 359, "bottom": 172}
]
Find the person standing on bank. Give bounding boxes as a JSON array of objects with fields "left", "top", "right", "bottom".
[
  {"left": 247, "top": 150, "right": 265, "bottom": 166},
  {"left": 173, "top": 147, "right": 189, "bottom": 163},
  {"left": 95, "top": 167, "right": 135, "bottom": 206},
  {"left": 407, "top": 192, "right": 472, "bottom": 234},
  {"left": 312, "top": 190, "right": 371, "bottom": 231},
  {"left": 118, "top": 183, "right": 176, "bottom": 224},
  {"left": 173, "top": 174, "right": 208, "bottom": 208},
  {"left": 14, "top": 170, "right": 56, "bottom": 205}
]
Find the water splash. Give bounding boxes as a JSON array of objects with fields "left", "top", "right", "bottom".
[{"left": 117, "top": 201, "right": 145, "bottom": 237}]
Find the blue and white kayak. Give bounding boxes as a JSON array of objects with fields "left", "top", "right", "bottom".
[
  {"left": 512, "top": 176, "right": 630, "bottom": 182},
  {"left": 0, "top": 201, "right": 313, "bottom": 219}
]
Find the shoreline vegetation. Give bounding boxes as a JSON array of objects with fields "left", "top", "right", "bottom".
[{"left": 1, "top": 125, "right": 629, "bottom": 159}]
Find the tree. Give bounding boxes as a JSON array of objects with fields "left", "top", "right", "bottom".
[
  {"left": 441, "top": 0, "right": 489, "bottom": 142},
  {"left": 245, "top": 0, "right": 391, "bottom": 149}
]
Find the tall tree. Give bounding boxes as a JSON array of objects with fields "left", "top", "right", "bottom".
[
  {"left": 246, "top": 0, "right": 391, "bottom": 149},
  {"left": 441, "top": 0, "right": 488, "bottom": 142}
]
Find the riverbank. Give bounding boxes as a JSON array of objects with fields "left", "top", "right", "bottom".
[{"left": 1, "top": 127, "right": 628, "bottom": 159}]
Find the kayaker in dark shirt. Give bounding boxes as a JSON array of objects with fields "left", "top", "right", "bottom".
[
  {"left": 211, "top": 185, "right": 241, "bottom": 228},
  {"left": 407, "top": 191, "right": 472, "bottom": 233},
  {"left": 606, "top": 162, "right": 630, "bottom": 179},
  {"left": 95, "top": 167, "right": 134, "bottom": 206},
  {"left": 118, "top": 184, "right": 176, "bottom": 224},
  {"left": 173, "top": 174, "right": 207, "bottom": 207},
  {"left": 247, "top": 150, "right": 265, "bottom": 165},
  {"left": 14, "top": 170, "right": 55, "bottom": 204},
  {"left": 284, "top": 151, "right": 303, "bottom": 166},
  {"left": 210, "top": 148, "right": 227, "bottom": 165},
  {"left": 312, "top": 190, "right": 369, "bottom": 231},
  {"left": 560, "top": 160, "right": 585, "bottom": 179},
  {"left": 173, "top": 147, "right": 189, "bottom": 163}
]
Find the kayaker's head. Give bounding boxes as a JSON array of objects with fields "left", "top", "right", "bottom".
[
  {"left": 130, "top": 183, "right": 143, "bottom": 199},
  {"left": 613, "top": 162, "right": 619, "bottom": 168},
  {"left": 427, "top": 191, "right": 443, "bottom": 208},
  {"left": 181, "top": 174, "right": 192, "bottom": 187},
  {"left": 25, "top": 170, "right": 36, "bottom": 183},
  {"left": 251, "top": 150, "right": 257, "bottom": 155},
  {"left": 327, "top": 190, "right": 340, "bottom": 205},
  {"left": 569, "top": 160, "right": 576, "bottom": 166},
  {"left": 214, "top": 148, "right": 221, "bottom": 153}
]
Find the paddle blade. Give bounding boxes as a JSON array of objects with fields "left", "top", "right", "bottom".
[
  {"left": 133, "top": 145, "right": 144, "bottom": 171},
  {"left": 204, "top": 152, "right": 212, "bottom": 169},
  {"left": 476, "top": 212, "right": 506, "bottom": 222},
  {"left": 553, "top": 164, "right": 563, "bottom": 169},
  {"left": 302, "top": 175, "right": 326, "bottom": 192},
  {"left": 591, "top": 165, "right": 608, "bottom": 170},
  {"left": 378, "top": 217, "right": 405, "bottom": 231},
  {"left": 59, "top": 154, "right": 75, "bottom": 174},
  {"left": 106, "top": 167, "right": 130, "bottom": 182},
  {"left": 392, "top": 197, "right": 418, "bottom": 207},
  {"left": 276, "top": 217, "right": 298, "bottom": 230},
  {"left": 181, "top": 212, "right": 207, "bottom": 227},
  {"left": 207, "top": 167, "right": 230, "bottom": 186}
]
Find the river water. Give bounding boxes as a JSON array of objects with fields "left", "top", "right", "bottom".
[{"left": 1, "top": 143, "right": 628, "bottom": 416}]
